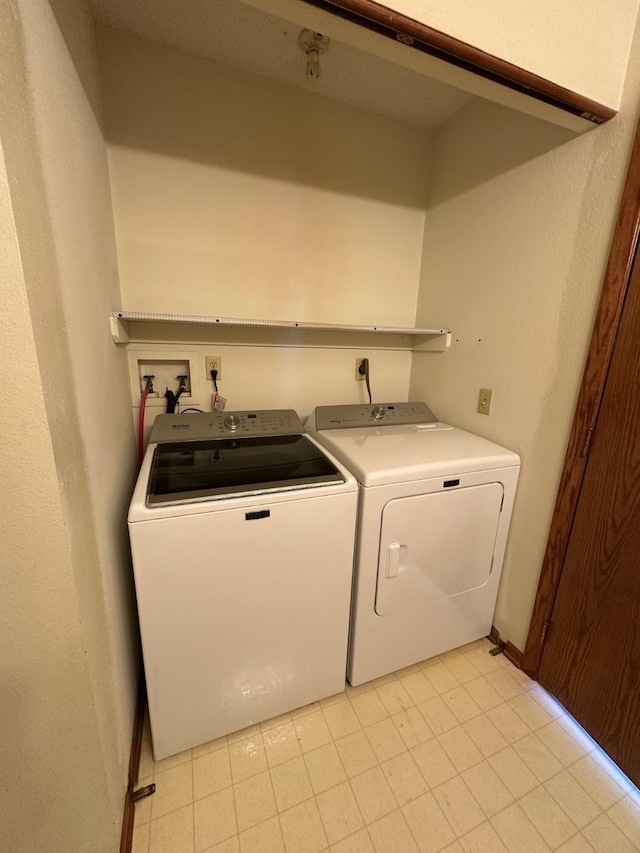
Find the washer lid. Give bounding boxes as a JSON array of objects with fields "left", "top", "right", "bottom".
[
  {"left": 310, "top": 424, "right": 520, "bottom": 486},
  {"left": 147, "top": 434, "right": 344, "bottom": 506}
]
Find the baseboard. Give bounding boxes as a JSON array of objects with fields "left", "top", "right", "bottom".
[
  {"left": 489, "top": 625, "right": 525, "bottom": 670},
  {"left": 120, "top": 676, "right": 146, "bottom": 853}
]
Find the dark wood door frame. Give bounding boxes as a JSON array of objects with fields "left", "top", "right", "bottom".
[{"left": 523, "top": 116, "right": 640, "bottom": 677}]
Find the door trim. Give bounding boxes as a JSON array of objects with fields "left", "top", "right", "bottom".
[
  {"left": 300, "top": 0, "right": 616, "bottom": 124},
  {"left": 120, "top": 677, "right": 148, "bottom": 853},
  {"left": 522, "top": 116, "right": 640, "bottom": 677}
]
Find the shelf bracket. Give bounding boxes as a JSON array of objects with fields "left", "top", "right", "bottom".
[
  {"left": 110, "top": 315, "right": 130, "bottom": 343},
  {"left": 412, "top": 332, "right": 451, "bottom": 352}
]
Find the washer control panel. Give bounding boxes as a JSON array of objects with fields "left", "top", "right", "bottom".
[
  {"left": 314, "top": 402, "right": 437, "bottom": 430},
  {"left": 150, "top": 409, "right": 304, "bottom": 443}
]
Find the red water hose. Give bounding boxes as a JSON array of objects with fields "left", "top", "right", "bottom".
[{"left": 138, "top": 387, "right": 150, "bottom": 466}]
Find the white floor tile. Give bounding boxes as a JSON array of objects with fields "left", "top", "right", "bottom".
[
  {"left": 368, "top": 809, "right": 419, "bottom": 853},
  {"left": 462, "top": 714, "right": 508, "bottom": 758},
  {"left": 194, "top": 787, "right": 237, "bottom": 851},
  {"left": 432, "top": 775, "right": 485, "bottom": 837},
  {"left": 402, "top": 792, "right": 456, "bottom": 852},
  {"left": 459, "top": 821, "right": 508, "bottom": 853},
  {"left": 335, "top": 731, "right": 378, "bottom": 779},
  {"left": 137, "top": 649, "right": 639, "bottom": 853},
  {"left": 568, "top": 755, "right": 629, "bottom": 810},
  {"left": 294, "top": 711, "right": 333, "bottom": 754},
  {"left": 512, "top": 732, "right": 563, "bottom": 782},
  {"left": 149, "top": 804, "right": 194, "bottom": 853},
  {"left": 606, "top": 790, "right": 640, "bottom": 846},
  {"left": 229, "top": 735, "right": 267, "bottom": 783},
  {"left": 263, "top": 722, "right": 302, "bottom": 768},
  {"left": 151, "top": 762, "right": 193, "bottom": 820},
  {"left": 233, "top": 771, "right": 276, "bottom": 832},
  {"left": 304, "top": 744, "right": 347, "bottom": 794},
  {"left": 399, "top": 671, "right": 438, "bottom": 704},
  {"left": 417, "top": 696, "right": 459, "bottom": 736},
  {"left": 375, "top": 681, "right": 413, "bottom": 716},
  {"left": 380, "top": 752, "right": 428, "bottom": 806},
  {"left": 411, "top": 738, "right": 457, "bottom": 789},
  {"left": 461, "top": 761, "right": 514, "bottom": 818},
  {"left": 490, "top": 802, "right": 552, "bottom": 853},
  {"left": 350, "top": 691, "right": 388, "bottom": 729},
  {"left": 238, "top": 815, "right": 284, "bottom": 853},
  {"left": 518, "top": 785, "right": 578, "bottom": 848},
  {"left": 270, "top": 756, "right": 314, "bottom": 812},
  {"left": 316, "top": 780, "right": 364, "bottom": 844},
  {"left": 544, "top": 769, "right": 602, "bottom": 830},
  {"left": 438, "top": 726, "right": 484, "bottom": 772},
  {"left": 391, "top": 707, "right": 434, "bottom": 750},
  {"left": 193, "top": 749, "right": 232, "bottom": 801},
  {"left": 465, "top": 678, "right": 504, "bottom": 712},
  {"left": 488, "top": 747, "right": 539, "bottom": 799},
  {"left": 350, "top": 766, "right": 397, "bottom": 825},
  {"left": 329, "top": 828, "right": 375, "bottom": 853},
  {"left": 364, "top": 719, "right": 406, "bottom": 763},
  {"left": 582, "top": 813, "right": 638, "bottom": 853},
  {"left": 279, "top": 799, "right": 328, "bottom": 853},
  {"left": 132, "top": 822, "right": 150, "bottom": 853}
]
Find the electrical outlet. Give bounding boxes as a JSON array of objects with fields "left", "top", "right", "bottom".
[
  {"left": 205, "top": 356, "right": 222, "bottom": 381},
  {"left": 478, "top": 387, "right": 493, "bottom": 415},
  {"left": 356, "top": 358, "right": 366, "bottom": 380}
]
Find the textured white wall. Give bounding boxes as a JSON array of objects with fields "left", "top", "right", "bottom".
[
  {"left": 410, "top": 27, "right": 640, "bottom": 650},
  {"left": 0, "top": 0, "right": 138, "bottom": 848},
  {"left": 98, "top": 24, "right": 431, "bottom": 328},
  {"left": 0, "top": 140, "right": 117, "bottom": 852},
  {"left": 385, "top": 0, "right": 640, "bottom": 109}
]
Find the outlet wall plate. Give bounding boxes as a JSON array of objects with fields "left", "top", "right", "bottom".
[
  {"left": 205, "top": 355, "right": 222, "bottom": 380},
  {"left": 478, "top": 387, "right": 493, "bottom": 415}
]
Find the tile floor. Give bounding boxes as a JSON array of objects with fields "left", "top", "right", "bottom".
[{"left": 131, "top": 639, "right": 640, "bottom": 853}]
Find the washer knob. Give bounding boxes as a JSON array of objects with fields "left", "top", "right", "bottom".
[
  {"left": 224, "top": 414, "right": 240, "bottom": 431},
  {"left": 372, "top": 406, "right": 386, "bottom": 420}
]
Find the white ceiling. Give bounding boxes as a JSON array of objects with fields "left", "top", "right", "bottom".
[{"left": 89, "top": 0, "right": 473, "bottom": 130}]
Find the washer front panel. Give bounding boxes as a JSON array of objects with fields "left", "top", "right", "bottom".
[{"left": 130, "top": 487, "right": 358, "bottom": 759}]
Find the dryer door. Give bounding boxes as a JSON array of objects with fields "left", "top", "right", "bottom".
[{"left": 375, "top": 483, "right": 503, "bottom": 616}]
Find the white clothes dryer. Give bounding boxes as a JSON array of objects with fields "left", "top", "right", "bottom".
[
  {"left": 129, "top": 410, "right": 357, "bottom": 759},
  {"left": 306, "top": 402, "right": 520, "bottom": 686}
]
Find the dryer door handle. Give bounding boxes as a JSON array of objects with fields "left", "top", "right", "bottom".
[{"left": 386, "top": 542, "right": 404, "bottom": 578}]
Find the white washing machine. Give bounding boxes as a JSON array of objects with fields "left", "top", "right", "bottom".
[
  {"left": 128, "top": 410, "right": 358, "bottom": 759},
  {"left": 306, "top": 402, "right": 520, "bottom": 686}
]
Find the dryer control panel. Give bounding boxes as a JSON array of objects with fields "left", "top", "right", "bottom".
[
  {"left": 149, "top": 409, "right": 304, "bottom": 443},
  {"left": 313, "top": 402, "right": 437, "bottom": 430}
]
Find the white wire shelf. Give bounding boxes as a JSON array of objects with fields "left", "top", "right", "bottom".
[{"left": 110, "top": 311, "right": 451, "bottom": 350}]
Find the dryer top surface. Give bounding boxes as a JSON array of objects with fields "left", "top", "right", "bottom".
[{"left": 307, "top": 419, "right": 520, "bottom": 487}]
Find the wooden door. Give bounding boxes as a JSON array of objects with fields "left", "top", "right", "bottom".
[{"left": 537, "top": 248, "right": 640, "bottom": 786}]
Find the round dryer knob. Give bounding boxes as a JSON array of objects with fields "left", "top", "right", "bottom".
[
  {"left": 372, "top": 406, "right": 386, "bottom": 420},
  {"left": 224, "top": 414, "right": 240, "bottom": 431}
]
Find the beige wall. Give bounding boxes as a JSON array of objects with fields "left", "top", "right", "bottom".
[
  {"left": 0, "top": 139, "right": 117, "bottom": 853},
  {"left": 0, "top": 0, "right": 138, "bottom": 849},
  {"left": 97, "top": 24, "right": 431, "bottom": 328},
  {"left": 410, "top": 24, "right": 640, "bottom": 651},
  {"left": 381, "top": 0, "right": 640, "bottom": 109},
  {"left": 127, "top": 335, "right": 414, "bottom": 442}
]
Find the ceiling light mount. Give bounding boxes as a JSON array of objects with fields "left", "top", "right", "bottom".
[{"left": 298, "top": 29, "right": 330, "bottom": 80}]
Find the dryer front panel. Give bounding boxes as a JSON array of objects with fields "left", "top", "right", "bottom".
[{"left": 375, "top": 483, "right": 504, "bottom": 617}]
